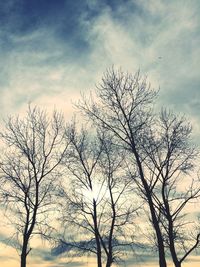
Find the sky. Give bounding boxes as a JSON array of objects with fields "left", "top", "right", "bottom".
[{"left": 0, "top": 0, "right": 200, "bottom": 266}]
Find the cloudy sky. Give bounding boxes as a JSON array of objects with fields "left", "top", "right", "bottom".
[{"left": 0, "top": 0, "right": 200, "bottom": 266}]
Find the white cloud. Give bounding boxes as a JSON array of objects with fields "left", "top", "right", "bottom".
[{"left": 0, "top": 1, "right": 199, "bottom": 144}]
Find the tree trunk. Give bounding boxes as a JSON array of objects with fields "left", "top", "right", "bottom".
[
  {"left": 21, "top": 239, "right": 28, "bottom": 267},
  {"left": 147, "top": 191, "right": 167, "bottom": 267},
  {"left": 161, "top": 179, "right": 180, "bottom": 267},
  {"left": 168, "top": 220, "right": 181, "bottom": 267},
  {"left": 105, "top": 182, "right": 115, "bottom": 267},
  {"left": 106, "top": 255, "right": 113, "bottom": 267},
  {"left": 95, "top": 233, "right": 102, "bottom": 267},
  {"left": 157, "top": 231, "right": 167, "bottom": 267},
  {"left": 133, "top": 148, "right": 167, "bottom": 267},
  {"left": 20, "top": 253, "right": 27, "bottom": 267},
  {"left": 174, "top": 261, "right": 181, "bottom": 267},
  {"left": 93, "top": 199, "right": 102, "bottom": 267}
]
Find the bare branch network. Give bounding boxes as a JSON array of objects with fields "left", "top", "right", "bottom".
[{"left": 0, "top": 68, "right": 199, "bottom": 267}]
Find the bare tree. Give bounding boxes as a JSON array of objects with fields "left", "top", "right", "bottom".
[
  {"left": 77, "top": 68, "right": 167, "bottom": 267},
  {"left": 57, "top": 124, "right": 138, "bottom": 267},
  {"left": 141, "top": 109, "right": 200, "bottom": 267},
  {"left": 0, "top": 106, "right": 69, "bottom": 267}
]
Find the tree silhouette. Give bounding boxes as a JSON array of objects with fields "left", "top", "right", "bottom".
[
  {"left": 141, "top": 109, "right": 200, "bottom": 267},
  {"left": 57, "top": 124, "right": 138, "bottom": 267},
  {"left": 0, "top": 106, "right": 69, "bottom": 267},
  {"left": 77, "top": 68, "right": 167, "bottom": 267},
  {"left": 77, "top": 68, "right": 200, "bottom": 266}
]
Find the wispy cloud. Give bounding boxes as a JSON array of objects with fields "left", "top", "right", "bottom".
[
  {"left": 0, "top": 1, "right": 200, "bottom": 265},
  {"left": 0, "top": 1, "right": 199, "bottom": 123}
]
